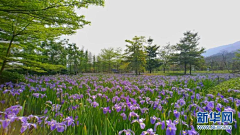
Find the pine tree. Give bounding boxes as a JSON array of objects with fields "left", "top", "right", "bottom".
[
  {"left": 172, "top": 31, "right": 205, "bottom": 75},
  {"left": 159, "top": 43, "right": 173, "bottom": 73},
  {"left": 99, "top": 47, "right": 122, "bottom": 73},
  {"left": 146, "top": 44, "right": 160, "bottom": 73},
  {"left": 125, "top": 36, "right": 146, "bottom": 75}
]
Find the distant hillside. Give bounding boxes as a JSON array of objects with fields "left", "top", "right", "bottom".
[
  {"left": 202, "top": 41, "right": 240, "bottom": 57},
  {"left": 205, "top": 51, "right": 236, "bottom": 63}
]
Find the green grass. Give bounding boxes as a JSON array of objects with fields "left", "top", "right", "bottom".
[
  {"left": 207, "top": 77, "right": 240, "bottom": 98},
  {"left": 193, "top": 70, "right": 232, "bottom": 74},
  {"left": 144, "top": 72, "right": 186, "bottom": 76},
  {"left": 148, "top": 70, "right": 232, "bottom": 76}
]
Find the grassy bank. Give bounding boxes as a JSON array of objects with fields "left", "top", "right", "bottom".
[{"left": 207, "top": 77, "right": 240, "bottom": 98}]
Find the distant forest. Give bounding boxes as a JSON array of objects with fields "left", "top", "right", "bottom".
[{"left": 205, "top": 51, "right": 240, "bottom": 73}]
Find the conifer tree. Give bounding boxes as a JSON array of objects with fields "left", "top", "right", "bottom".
[
  {"left": 125, "top": 36, "right": 146, "bottom": 75},
  {"left": 172, "top": 31, "right": 205, "bottom": 74}
]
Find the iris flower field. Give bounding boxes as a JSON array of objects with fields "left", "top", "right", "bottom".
[{"left": 0, "top": 74, "right": 240, "bottom": 135}]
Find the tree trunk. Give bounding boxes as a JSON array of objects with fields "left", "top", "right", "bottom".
[
  {"left": 109, "top": 63, "right": 111, "bottom": 73},
  {"left": 164, "top": 67, "right": 166, "bottom": 73},
  {"left": 150, "top": 69, "right": 152, "bottom": 74},
  {"left": 184, "top": 62, "right": 187, "bottom": 74},
  {"left": 0, "top": 35, "right": 15, "bottom": 76},
  {"left": 190, "top": 63, "right": 192, "bottom": 75},
  {"left": 70, "top": 62, "right": 72, "bottom": 74}
]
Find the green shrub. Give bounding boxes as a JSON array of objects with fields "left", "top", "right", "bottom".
[
  {"left": 208, "top": 77, "right": 240, "bottom": 98},
  {"left": 0, "top": 71, "right": 25, "bottom": 84}
]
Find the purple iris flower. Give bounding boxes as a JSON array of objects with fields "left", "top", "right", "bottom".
[
  {"left": 55, "top": 112, "right": 63, "bottom": 117},
  {"left": 20, "top": 123, "right": 28, "bottom": 133},
  {"left": 48, "top": 120, "right": 66, "bottom": 132},
  {"left": 41, "top": 88, "right": 46, "bottom": 91},
  {"left": 150, "top": 116, "right": 157, "bottom": 124},
  {"left": 233, "top": 90, "right": 240, "bottom": 93},
  {"left": 115, "top": 105, "right": 122, "bottom": 112},
  {"left": 166, "top": 122, "right": 176, "bottom": 135},
  {"left": 206, "top": 94, "right": 214, "bottom": 99},
  {"left": 228, "top": 97, "right": 234, "bottom": 102},
  {"left": 49, "top": 120, "right": 57, "bottom": 130},
  {"left": 181, "top": 120, "right": 189, "bottom": 128},
  {"left": 5, "top": 105, "right": 22, "bottom": 115},
  {"left": 41, "top": 94, "right": 46, "bottom": 98},
  {"left": 0, "top": 100, "right": 5, "bottom": 104},
  {"left": 173, "top": 110, "right": 180, "bottom": 118},
  {"left": 129, "top": 112, "right": 139, "bottom": 120},
  {"left": 64, "top": 117, "right": 75, "bottom": 126},
  {"left": 140, "top": 100, "right": 145, "bottom": 104},
  {"left": 52, "top": 104, "right": 61, "bottom": 112},
  {"left": 224, "top": 107, "right": 235, "bottom": 113},
  {"left": 44, "top": 109, "right": 48, "bottom": 114},
  {"left": 177, "top": 98, "right": 186, "bottom": 106},
  {"left": 56, "top": 123, "right": 66, "bottom": 132},
  {"left": 161, "top": 121, "right": 165, "bottom": 130},
  {"left": 121, "top": 113, "right": 127, "bottom": 120},
  {"left": 174, "top": 103, "right": 180, "bottom": 109},
  {"left": 129, "top": 104, "right": 140, "bottom": 111},
  {"left": 0, "top": 119, "right": 10, "bottom": 129},
  {"left": 182, "top": 130, "right": 187, "bottom": 135},
  {"left": 92, "top": 101, "right": 99, "bottom": 108},
  {"left": 27, "top": 115, "right": 39, "bottom": 121},
  {"left": 154, "top": 122, "right": 161, "bottom": 131},
  {"left": 226, "top": 129, "right": 231, "bottom": 134},
  {"left": 223, "top": 98, "right": 229, "bottom": 103},
  {"left": 20, "top": 123, "right": 37, "bottom": 133},
  {"left": 187, "top": 125, "right": 198, "bottom": 135},
  {"left": 141, "top": 108, "right": 149, "bottom": 114},
  {"left": 140, "top": 128, "right": 156, "bottom": 135},
  {"left": 153, "top": 103, "right": 158, "bottom": 109},
  {"left": 206, "top": 101, "right": 214, "bottom": 111},
  {"left": 60, "top": 99, "right": 65, "bottom": 105},
  {"left": 191, "top": 95, "right": 195, "bottom": 100},
  {"left": 216, "top": 103, "right": 222, "bottom": 112},
  {"left": 87, "top": 98, "right": 92, "bottom": 103},
  {"left": 18, "top": 116, "right": 28, "bottom": 123},
  {"left": 196, "top": 94, "right": 200, "bottom": 100},
  {"left": 32, "top": 93, "right": 40, "bottom": 98},
  {"left": 46, "top": 101, "right": 52, "bottom": 104},
  {"left": 157, "top": 105, "right": 162, "bottom": 111},
  {"left": 103, "top": 107, "right": 111, "bottom": 114},
  {"left": 131, "top": 118, "right": 145, "bottom": 129},
  {"left": 118, "top": 129, "right": 135, "bottom": 135},
  {"left": 173, "top": 119, "right": 179, "bottom": 125}
]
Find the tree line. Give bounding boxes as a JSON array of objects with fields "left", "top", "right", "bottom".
[
  {"left": 1, "top": 1, "right": 239, "bottom": 77},
  {"left": 1, "top": 26, "right": 207, "bottom": 75},
  {"left": 205, "top": 50, "right": 240, "bottom": 73}
]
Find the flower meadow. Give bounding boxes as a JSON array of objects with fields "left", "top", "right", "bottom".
[{"left": 0, "top": 74, "right": 240, "bottom": 135}]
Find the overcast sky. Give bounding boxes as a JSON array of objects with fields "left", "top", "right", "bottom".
[{"left": 63, "top": 0, "right": 240, "bottom": 55}]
